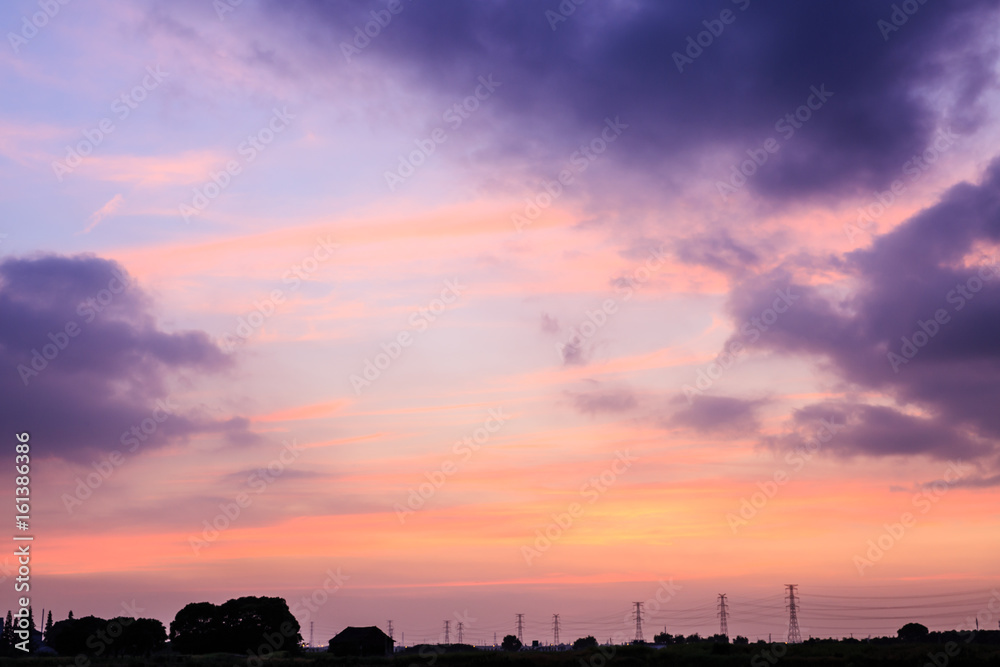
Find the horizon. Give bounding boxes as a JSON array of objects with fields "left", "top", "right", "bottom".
[{"left": 2, "top": 0, "right": 1000, "bottom": 655}]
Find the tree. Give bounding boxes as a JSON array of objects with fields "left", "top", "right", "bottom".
[
  {"left": 898, "top": 623, "right": 929, "bottom": 642},
  {"left": 170, "top": 597, "right": 301, "bottom": 655},
  {"left": 653, "top": 632, "right": 672, "bottom": 644},
  {"left": 169, "top": 602, "right": 217, "bottom": 654},
  {"left": 2, "top": 611, "right": 12, "bottom": 649},
  {"left": 47, "top": 616, "right": 108, "bottom": 656},
  {"left": 44, "top": 611, "right": 53, "bottom": 641},
  {"left": 573, "top": 636, "right": 598, "bottom": 650},
  {"left": 67, "top": 611, "right": 74, "bottom": 620},
  {"left": 501, "top": 634, "right": 522, "bottom": 651},
  {"left": 686, "top": 633, "right": 702, "bottom": 643},
  {"left": 734, "top": 635, "right": 749, "bottom": 645},
  {"left": 114, "top": 617, "right": 166, "bottom": 656}
]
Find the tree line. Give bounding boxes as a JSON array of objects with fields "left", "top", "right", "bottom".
[{"left": 0, "top": 596, "right": 300, "bottom": 657}]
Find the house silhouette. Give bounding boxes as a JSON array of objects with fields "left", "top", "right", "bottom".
[{"left": 328, "top": 626, "right": 394, "bottom": 656}]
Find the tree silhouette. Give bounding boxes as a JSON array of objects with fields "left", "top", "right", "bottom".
[
  {"left": 501, "top": 634, "right": 522, "bottom": 651},
  {"left": 573, "top": 636, "right": 598, "bottom": 649},
  {"left": 898, "top": 623, "right": 930, "bottom": 642},
  {"left": 44, "top": 611, "right": 53, "bottom": 641},
  {"left": 2, "top": 611, "right": 12, "bottom": 649},
  {"left": 170, "top": 596, "right": 300, "bottom": 655}
]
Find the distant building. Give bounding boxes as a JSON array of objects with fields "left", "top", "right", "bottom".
[{"left": 328, "top": 626, "right": 394, "bottom": 656}]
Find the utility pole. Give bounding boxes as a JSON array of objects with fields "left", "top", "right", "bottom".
[
  {"left": 786, "top": 585, "right": 801, "bottom": 644},
  {"left": 516, "top": 613, "right": 524, "bottom": 643},
  {"left": 552, "top": 614, "right": 560, "bottom": 645},
  {"left": 444, "top": 620, "right": 450, "bottom": 644},
  {"left": 718, "top": 594, "right": 729, "bottom": 638},
  {"left": 632, "top": 602, "right": 644, "bottom": 642}
]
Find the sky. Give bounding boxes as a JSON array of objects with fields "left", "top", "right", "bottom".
[{"left": 2, "top": 0, "right": 1000, "bottom": 647}]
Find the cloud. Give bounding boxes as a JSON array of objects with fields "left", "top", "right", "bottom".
[
  {"left": 763, "top": 402, "right": 987, "bottom": 461},
  {"left": 540, "top": 312, "right": 560, "bottom": 334},
  {"left": 0, "top": 254, "right": 255, "bottom": 462},
  {"left": 727, "top": 157, "right": 1000, "bottom": 464},
  {"left": 80, "top": 193, "right": 124, "bottom": 235},
  {"left": 569, "top": 385, "right": 638, "bottom": 415},
  {"left": 669, "top": 395, "right": 764, "bottom": 434},
  {"left": 264, "top": 0, "right": 1000, "bottom": 201}
]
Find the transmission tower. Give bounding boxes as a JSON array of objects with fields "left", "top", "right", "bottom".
[
  {"left": 457, "top": 622, "right": 464, "bottom": 644},
  {"left": 310, "top": 621, "right": 314, "bottom": 648},
  {"left": 387, "top": 620, "right": 394, "bottom": 641},
  {"left": 444, "top": 620, "right": 450, "bottom": 644},
  {"left": 632, "top": 602, "right": 644, "bottom": 642},
  {"left": 515, "top": 614, "right": 524, "bottom": 643},
  {"left": 552, "top": 614, "right": 560, "bottom": 645},
  {"left": 785, "top": 584, "right": 802, "bottom": 643},
  {"left": 718, "top": 594, "right": 729, "bottom": 637}
]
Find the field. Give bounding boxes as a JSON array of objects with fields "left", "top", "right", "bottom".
[{"left": 4, "top": 640, "right": 1000, "bottom": 667}]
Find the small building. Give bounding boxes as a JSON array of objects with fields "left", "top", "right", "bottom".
[{"left": 328, "top": 626, "right": 394, "bottom": 656}]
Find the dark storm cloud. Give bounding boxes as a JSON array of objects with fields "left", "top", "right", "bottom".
[
  {"left": 669, "top": 395, "right": 763, "bottom": 434},
  {"left": 729, "top": 158, "right": 1000, "bottom": 461},
  {"left": 0, "top": 254, "right": 254, "bottom": 462},
  {"left": 265, "top": 0, "right": 999, "bottom": 200}
]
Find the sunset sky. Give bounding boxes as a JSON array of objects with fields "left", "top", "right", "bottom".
[{"left": 2, "top": 0, "right": 1000, "bottom": 646}]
